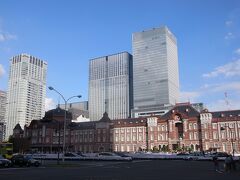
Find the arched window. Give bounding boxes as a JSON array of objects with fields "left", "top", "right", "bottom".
[
  {"left": 194, "top": 132, "right": 198, "bottom": 140},
  {"left": 189, "top": 132, "right": 193, "bottom": 140},
  {"left": 161, "top": 125, "right": 165, "bottom": 131},
  {"left": 213, "top": 132, "right": 218, "bottom": 139},
  {"left": 189, "top": 123, "right": 192, "bottom": 130}
]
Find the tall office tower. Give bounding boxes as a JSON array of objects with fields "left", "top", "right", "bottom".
[
  {"left": 59, "top": 101, "right": 89, "bottom": 111},
  {"left": 60, "top": 101, "right": 90, "bottom": 123},
  {"left": 0, "top": 90, "right": 6, "bottom": 141},
  {"left": 132, "top": 26, "right": 179, "bottom": 117},
  {"left": 89, "top": 52, "right": 133, "bottom": 121},
  {"left": 5, "top": 54, "right": 47, "bottom": 139}
]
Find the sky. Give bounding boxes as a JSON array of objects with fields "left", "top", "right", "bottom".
[{"left": 0, "top": 0, "right": 240, "bottom": 112}]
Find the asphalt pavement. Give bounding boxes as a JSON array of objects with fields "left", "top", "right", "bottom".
[{"left": 0, "top": 160, "right": 239, "bottom": 180}]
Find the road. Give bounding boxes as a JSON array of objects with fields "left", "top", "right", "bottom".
[{"left": 0, "top": 160, "right": 239, "bottom": 180}]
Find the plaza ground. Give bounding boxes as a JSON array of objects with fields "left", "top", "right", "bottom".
[{"left": 0, "top": 160, "right": 239, "bottom": 180}]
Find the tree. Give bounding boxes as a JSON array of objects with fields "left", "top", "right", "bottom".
[
  {"left": 152, "top": 146, "right": 159, "bottom": 152},
  {"left": 162, "top": 145, "right": 167, "bottom": 152}
]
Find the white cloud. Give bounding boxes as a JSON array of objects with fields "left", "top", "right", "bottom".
[
  {"left": 45, "top": 98, "right": 56, "bottom": 111},
  {"left": 199, "top": 82, "right": 240, "bottom": 111},
  {"left": 207, "top": 99, "right": 227, "bottom": 111},
  {"left": 225, "top": 20, "right": 233, "bottom": 27},
  {"left": 0, "top": 32, "right": 17, "bottom": 42},
  {"left": 207, "top": 98, "right": 240, "bottom": 112},
  {"left": 202, "top": 59, "right": 240, "bottom": 78},
  {"left": 180, "top": 81, "right": 240, "bottom": 111},
  {"left": 234, "top": 48, "right": 240, "bottom": 55},
  {"left": 211, "top": 82, "right": 240, "bottom": 92},
  {"left": 180, "top": 91, "right": 201, "bottom": 103},
  {"left": 0, "top": 64, "right": 6, "bottom": 78},
  {"left": 224, "top": 32, "right": 234, "bottom": 40},
  {"left": 0, "top": 18, "right": 17, "bottom": 42},
  {"left": 201, "top": 82, "right": 240, "bottom": 93}
]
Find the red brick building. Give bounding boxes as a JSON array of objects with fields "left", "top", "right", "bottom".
[
  {"left": 200, "top": 109, "right": 240, "bottom": 154},
  {"left": 13, "top": 103, "right": 240, "bottom": 154}
]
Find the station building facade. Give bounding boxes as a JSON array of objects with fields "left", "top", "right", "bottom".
[{"left": 13, "top": 103, "right": 240, "bottom": 154}]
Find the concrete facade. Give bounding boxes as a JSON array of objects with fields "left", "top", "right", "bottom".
[{"left": 5, "top": 54, "right": 47, "bottom": 139}]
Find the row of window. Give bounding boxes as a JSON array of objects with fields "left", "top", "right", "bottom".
[
  {"left": 204, "top": 142, "right": 238, "bottom": 152},
  {"left": 32, "top": 129, "right": 97, "bottom": 136},
  {"left": 209, "top": 131, "right": 240, "bottom": 140},
  {"left": 32, "top": 132, "right": 170, "bottom": 144},
  {"left": 114, "top": 126, "right": 168, "bottom": 133},
  {"left": 114, "top": 123, "right": 198, "bottom": 133},
  {"left": 115, "top": 133, "right": 168, "bottom": 142},
  {"left": 211, "top": 122, "right": 240, "bottom": 129},
  {"left": 189, "top": 132, "right": 198, "bottom": 140},
  {"left": 188, "top": 123, "right": 198, "bottom": 130},
  {"left": 31, "top": 123, "right": 201, "bottom": 137}
]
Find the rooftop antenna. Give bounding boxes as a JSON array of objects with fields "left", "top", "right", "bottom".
[{"left": 224, "top": 92, "right": 230, "bottom": 110}]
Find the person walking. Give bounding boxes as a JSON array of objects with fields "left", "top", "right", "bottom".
[
  {"left": 225, "top": 155, "right": 231, "bottom": 173},
  {"left": 229, "top": 155, "right": 236, "bottom": 171},
  {"left": 213, "top": 155, "right": 222, "bottom": 173}
]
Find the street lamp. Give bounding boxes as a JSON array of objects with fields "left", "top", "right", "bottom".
[
  {"left": 48, "top": 86, "right": 81, "bottom": 162},
  {"left": 54, "top": 120, "right": 61, "bottom": 165},
  {"left": 146, "top": 122, "right": 149, "bottom": 152},
  {"left": 220, "top": 125, "right": 235, "bottom": 156}
]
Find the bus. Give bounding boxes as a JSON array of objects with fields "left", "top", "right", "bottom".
[{"left": 0, "top": 142, "right": 13, "bottom": 159}]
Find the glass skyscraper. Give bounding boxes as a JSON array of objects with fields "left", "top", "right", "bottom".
[
  {"left": 132, "top": 26, "right": 179, "bottom": 116},
  {"left": 89, "top": 52, "right": 133, "bottom": 121},
  {"left": 5, "top": 54, "right": 47, "bottom": 139}
]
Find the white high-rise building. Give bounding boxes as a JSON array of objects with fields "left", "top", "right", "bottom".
[
  {"left": 0, "top": 90, "right": 6, "bottom": 141},
  {"left": 89, "top": 52, "right": 133, "bottom": 121},
  {"left": 5, "top": 54, "right": 47, "bottom": 139},
  {"left": 132, "top": 26, "right": 179, "bottom": 117}
]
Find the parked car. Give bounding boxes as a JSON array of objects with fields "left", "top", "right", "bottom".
[
  {"left": 176, "top": 152, "right": 189, "bottom": 156},
  {"left": 63, "top": 152, "right": 88, "bottom": 160},
  {"left": 213, "top": 152, "right": 229, "bottom": 157},
  {"left": 183, "top": 152, "right": 206, "bottom": 161},
  {"left": 11, "top": 154, "right": 40, "bottom": 167},
  {"left": 114, "top": 152, "right": 131, "bottom": 157},
  {"left": 24, "top": 155, "right": 41, "bottom": 166},
  {"left": 97, "top": 152, "right": 132, "bottom": 161},
  {"left": 98, "top": 152, "right": 121, "bottom": 157},
  {"left": 76, "top": 151, "right": 86, "bottom": 157},
  {"left": 64, "top": 152, "right": 79, "bottom": 157},
  {"left": 0, "top": 155, "right": 12, "bottom": 168}
]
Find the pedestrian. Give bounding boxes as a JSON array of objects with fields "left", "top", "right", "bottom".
[
  {"left": 224, "top": 155, "right": 231, "bottom": 173},
  {"left": 213, "top": 156, "right": 222, "bottom": 173},
  {"left": 229, "top": 155, "right": 236, "bottom": 171}
]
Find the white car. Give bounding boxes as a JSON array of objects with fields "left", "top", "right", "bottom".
[
  {"left": 97, "top": 152, "right": 132, "bottom": 161},
  {"left": 183, "top": 152, "right": 212, "bottom": 161}
]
